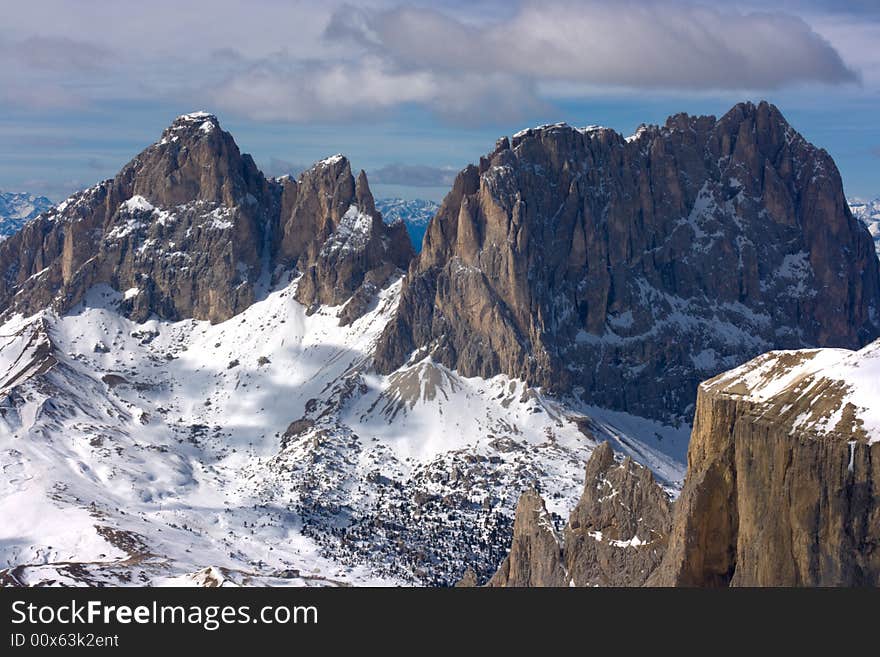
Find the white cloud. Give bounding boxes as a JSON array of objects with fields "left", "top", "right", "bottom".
[
  {"left": 809, "top": 14, "right": 880, "bottom": 87},
  {"left": 330, "top": 1, "right": 858, "bottom": 90},
  {"left": 210, "top": 56, "right": 545, "bottom": 124},
  {"left": 0, "top": 0, "right": 866, "bottom": 123}
]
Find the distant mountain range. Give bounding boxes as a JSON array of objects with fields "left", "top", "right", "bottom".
[
  {"left": 850, "top": 197, "right": 880, "bottom": 258},
  {"left": 375, "top": 198, "right": 439, "bottom": 251},
  {"left": 0, "top": 192, "right": 53, "bottom": 239}
]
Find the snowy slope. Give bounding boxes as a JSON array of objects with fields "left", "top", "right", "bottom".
[
  {"left": 375, "top": 198, "right": 439, "bottom": 252},
  {"left": 0, "top": 273, "right": 686, "bottom": 586},
  {"left": 849, "top": 197, "right": 880, "bottom": 259},
  {"left": 0, "top": 191, "right": 53, "bottom": 239},
  {"left": 703, "top": 339, "right": 880, "bottom": 444}
]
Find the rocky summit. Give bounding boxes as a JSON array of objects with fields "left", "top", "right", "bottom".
[
  {"left": 277, "top": 157, "right": 412, "bottom": 324},
  {"left": 0, "top": 113, "right": 412, "bottom": 327},
  {"left": 375, "top": 101, "right": 880, "bottom": 424}
]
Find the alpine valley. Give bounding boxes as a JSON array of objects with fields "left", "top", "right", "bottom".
[{"left": 1, "top": 103, "right": 879, "bottom": 588}]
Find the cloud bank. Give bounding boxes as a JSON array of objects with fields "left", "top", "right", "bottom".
[
  {"left": 327, "top": 1, "right": 857, "bottom": 89},
  {"left": 213, "top": 0, "right": 858, "bottom": 123},
  {"left": 0, "top": 0, "right": 866, "bottom": 124}
]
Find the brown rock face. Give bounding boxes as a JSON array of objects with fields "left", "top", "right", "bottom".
[
  {"left": 0, "top": 113, "right": 274, "bottom": 323},
  {"left": 487, "top": 341, "right": 880, "bottom": 588},
  {"left": 0, "top": 116, "right": 411, "bottom": 325},
  {"left": 487, "top": 442, "right": 672, "bottom": 587},
  {"left": 563, "top": 442, "right": 672, "bottom": 587},
  {"left": 277, "top": 158, "right": 413, "bottom": 316},
  {"left": 650, "top": 344, "right": 880, "bottom": 587},
  {"left": 486, "top": 488, "right": 567, "bottom": 587},
  {"left": 375, "top": 101, "right": 880, "bottom": 423}
]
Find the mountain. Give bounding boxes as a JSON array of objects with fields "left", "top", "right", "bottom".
[
  {"left": 0, "top": 113, "right": 412, "bottom": 326},
  {"left": 483, "top": 340, "right": 880, "bottom": 587},
  {"left": 650, "top": 338, "right": 880, "bottom": 586},
  {"left": 1, "top": 103, "right": 878, "bottom": 587},
  {"left": 375, "top": 102, "right": 880, "bottom": 425},
  {"left": 374, "top": 198, "right": 440, "bottom": 252},
  {"left": 1, "top": 112, "right": 683, "bottom": 587},
  {"left": 484, "top": 442, "right": 672, "bottom": 587},
  {"left": 0, "top": 191, "right": 53, "bottom": 239},
  {"left": 849, "top": 197, "right": 880, "bottom": 259}
]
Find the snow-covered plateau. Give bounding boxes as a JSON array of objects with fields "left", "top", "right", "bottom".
[{"left": 704, "top": 339, "right": 880, "bottom": 444}]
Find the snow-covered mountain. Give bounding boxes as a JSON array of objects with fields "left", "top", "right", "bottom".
[
  {"left": 1, "top": 105, "right": 878, "bottom": 588},
  {"left": 0, "top": 191, "right": 53, "bottom": 239},
  {"left": 0, "top": 114, "right": 684, "bottom": 588},
  {"left": 850, "top": 197, "right": 880, "bottom": 258},
  {"left": 0, "top": 275, "right": 684, "bottom": 587},
  {"left": 375, "top": 198, "right": 439, "bottom": 252}
]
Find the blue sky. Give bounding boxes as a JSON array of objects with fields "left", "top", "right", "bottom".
[{"left": 0, "top": 0, "right": 877, "bottom": 202}]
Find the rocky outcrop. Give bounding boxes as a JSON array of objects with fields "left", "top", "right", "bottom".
[
  {"left": 487, "top": 442, "right": 672, "bottom": 587},
  {"left": 488, "top": 341, "right": 880, "bottom": 587},
  {"left": 375, "top": 101, "right": 880, "bottom": 424},
  {"left": 0, "top": 115, "right": 411, "bottom": 325},
  {"left": 563, "top": 442, "right": 672, "bottom": 587},
  {"left": 0, "top": 112, "right": 275, "bottom": 323},
  {"left": 650, "top": 340, "right": 880, "bottom": 586},
  {"left": 277, "top": 157, "right": 413, "bottom": 316},
  {"left": 486, "top": 488, "right": 567, "bottom": 587}
]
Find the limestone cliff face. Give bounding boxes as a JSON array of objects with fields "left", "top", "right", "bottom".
[
  {"left": 375, "top": 101, "right": 880, "bottom": 423},
  {"left": 0, "top": 115, "right": 411, "bottom": 325},
  {"left": 487, "top": 341, "right": 880, "bottom": 587},
  {"left": 563, "top": 442, "right": 672, "bottom": 587},
  {"left": 487, "top": 442, "right": 672, "bottom": 587},
  {"left": 650, "top": 341, "right": 880, "bottom": 586}
]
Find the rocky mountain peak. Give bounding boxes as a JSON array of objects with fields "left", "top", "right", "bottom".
[
  {"left": 0, "top": 117, "right": 412, "bottom": 326},
  {"left": 375, "top": 101, "right": 880, "bottom": 424},
  {"left": 117, "top": 111, "right": 268, "bottom": 210},
  {"left": 486, "top": 488, "right": 567, "bottom": 587},
  {"left": 355, "top": 168, "right": 377, "bottom": 217},
  {"left": 158, "top": 111, "right": 221, "bottom": 142},
  {"left": 279, "top": 156, "right": 413, "bottom": 319},
  {"left": 485, "top": 441, "right": 673, "bottom": 587}
]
